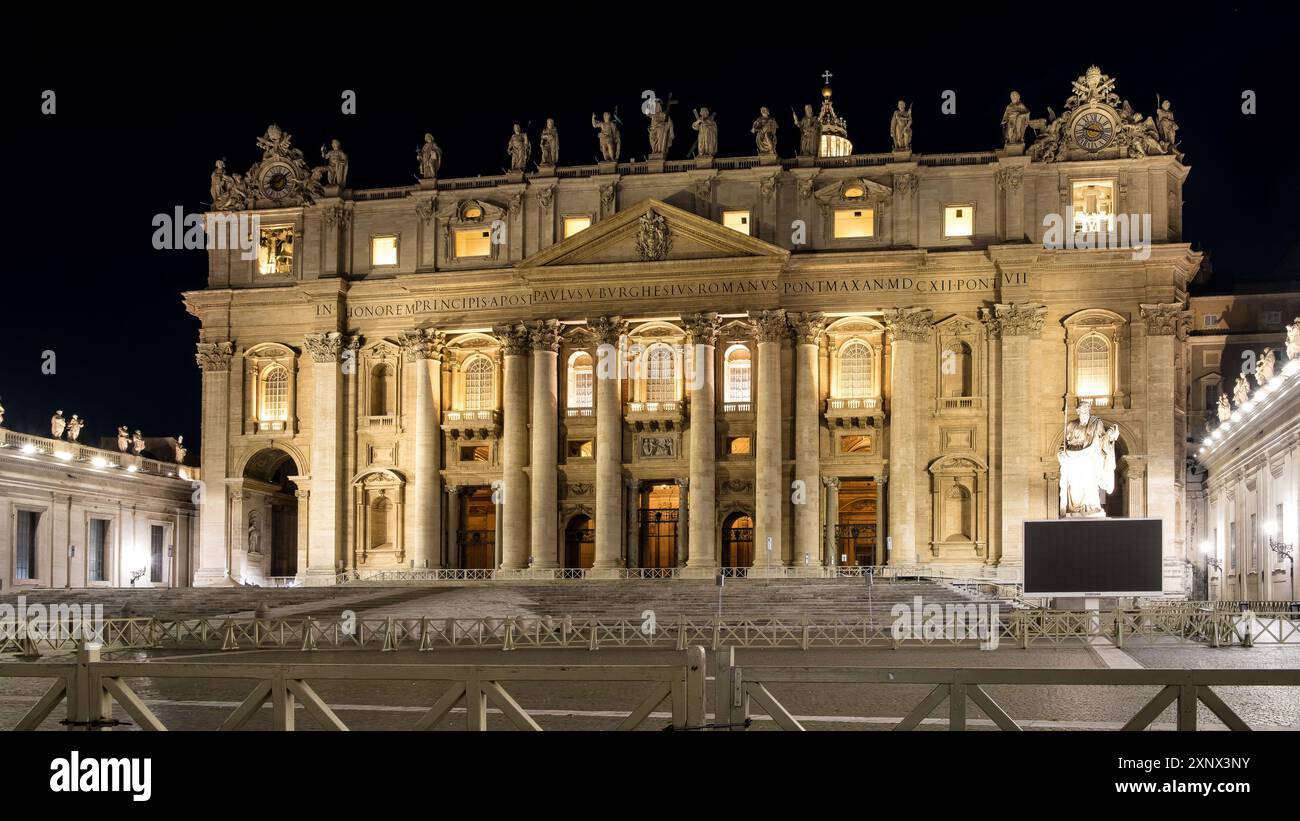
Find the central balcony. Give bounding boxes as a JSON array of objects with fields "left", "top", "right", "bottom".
[
  {"left": 824, "top": 397, "right": 884, "bottom": 428},
  {"left": 625, "top": 400, "right": 685, "bottom": 431},
  {"left": 442, "top": 409, "right": 499, "bottom": 439}
]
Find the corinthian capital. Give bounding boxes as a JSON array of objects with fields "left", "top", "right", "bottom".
[
  {"left": 788, "top": 312, "right": 827, "bottom": 345},
  {"left": 1139, "top": 303, "right": 1191, "bottom": 339},
  {"left": 587, "top": 315, "right": 629, "bottom": 346},
  {"left": 979, "top": 302, "right": 1046, "bottom": 338},
  {"left": 882, "top": 307, "right": 934, "bottom": 342},
  {"left": 195, "top": 341, "right": 234, "bottom": 372},
  {"left": 681, "top": 312, "right": 721, "bottom": 347},
  {"left": 399, "top": 328, "right": 446, "bottom": 361},
  {"left": 493, "top": 323, "right": 532, "bottom": 357},
  {"left": 304, "top": 331, "right": 361, "bottom": 363},
  {"left": 527, "top": 319, "right": 562, "bottom": 353},
  {"left": 753, "top": 309, "right": 789, "bottom": 343}
]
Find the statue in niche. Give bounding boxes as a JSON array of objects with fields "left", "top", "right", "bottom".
[
  {"left": 1001, "top": 91, "right": 1030, "bottom": 145},
  {"left": 794, "top": 102, "right": 821, "bottom": 157},
  {"left": 132, "top": 430, "right": 147, "bottom": 455},
  {"left": 592, "top": 111, "right": 621, "bottom": 162},
  {"left": 506, "top": 123, "right": 531, "bottom": 171},
  {"left": 1232, "top": 374, "right": 1250, "bottom": 407},
  {"left": 51, "top": 410, "right": 66, "bottom": 439},
  {"left": 646, "top": 97, "right": 675, "bottom": 156},
  {"left": 1057, "top": 399, "right": 1120, "bottom": 518},
  {"left": 1287, "top": 318, "right": 1300, "bottom": 360},
  {"left": 690, "top": 107, "right": 717, "bottom": 157},
  {"left": 1256, "top": 348, "right": 1276, "bottom": 385},
  {"left": 417, "top": 134, "right": 442, "bottom": 178},
  {"left": 890, "top": 100, "right": 913, "bottom": 152},
  {"left": 248, "top": 512, "right": 261, "bottom": 555},
  {"left": 117, "top": 426, "right": 130, "bottom": 452},
  {"left": 1216, "top": 394, "right": 1232, "bottom": 423},
  {"left": 751, "top": 107, "right": 778, "bottom": 154},
  {"left": 174, "top": 435, "right": 187, "bottom": 464},
  {"left": 67, "top": 414, "right": 83, "bottom": 442},
  {"left": 539, "top": 118, "right": 559, "bottom": 166},
  {"left": 320, "top": 139, "right": 349, "bottom": 188}
]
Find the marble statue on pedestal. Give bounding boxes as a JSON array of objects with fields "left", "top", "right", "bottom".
[
  {"left": 117, "top": 426, "right": 130, "bottom": 452},
  {"left": 539, "top": 119, "right": 559, "bottom": 166},
  {"left": 51, "top": 410, "right": 66, "bottom": 439},
  {"left": 417, "top": 134, "right": 441, "bottom": 179},
  {"left": 67, "top": 414, "right": 83, "bottom": 442},
  {"left": 1233, "top": 374, "right": 1250, "bottom": 407},
  {"left": 1217, "top": 394, "right": 1232, "bottom": 423},
  {"left": 132, "top": 430, "right": 146, "bottom": 456},
  {"left": 320, "top": 139, "right": 349, "bottom": 188},
  {"left": 751, "top": 107, "right": 778, "bottom": 154},
  {"left": 507, "top": 123, "right": 531, "bottom": 171},
  {"left": 1057, "top": 400, "right": 1120, "bottom": 517},
  {"left": 691, "top": 108, "right": 717, "bottom": 157},
  {"left": 890, "top": 101, "right": 913, "bottom": 151},
  {"left": 1256, "top": 348, "right": 1276, "bottom": 385},
  {"left": 1001, "top": 91, "right": 1030, "bottom": 145},
  {"left": 646, "top": 98, "right": 674, "bottom": 157},
  {"left": 1287, "top": 318, "right": 1300, "bottom": 360},
  {"left": 592, "top": 112, "right": 621, "bottom": 162}
]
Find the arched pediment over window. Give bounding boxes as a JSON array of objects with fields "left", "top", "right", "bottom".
[
  {"left": 243, "top": 343, "right": 299, "bottom": 435},
  {"left": 1062, "top": 309, "right": 1128, "bottom": 410}
]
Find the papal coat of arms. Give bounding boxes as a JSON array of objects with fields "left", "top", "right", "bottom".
[{"left": 635, "top": 210, "right": 672, "bottom": 261}]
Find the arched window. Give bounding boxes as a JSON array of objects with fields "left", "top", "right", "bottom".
[
  {"left": 941, "top": 342, "right": 973, "bottom": 398},
  {"left": 464, "top": 356, "right": 495, "bottom": 411},
  {"left": 369, "top": 363, "right": 393, "bottom": 416},
  {"left": 568, "top": 351, "right": 593, "bottom": 409},
  {"left": 1076, "top": 335, "right": 1111, "bottom": 399},
  {"left": 839, "top": 341, "right": 874, "bottom": 398},
  {"left": 260, "top": 365, "right": 289, "bottom": 421},
  {"left": 724, "top": 345, "right": 751, "bottom": 403},
  {"left": 645, "top": 344, "right": 676, "bottom": 403}
]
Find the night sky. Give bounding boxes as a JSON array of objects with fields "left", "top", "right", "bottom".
[{"left": 2, "top": 6, "right": 1295, "bottom": 451}]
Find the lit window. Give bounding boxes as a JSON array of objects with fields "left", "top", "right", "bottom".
[
  {"left": 645, "top": 344, "right": 676, "bottom": 402},
  {"left": 1071, "top": 180, "right": 1114, "bottom": 232},
  {"left": 371, "top": 235, "right": 398, "bottom": 266},
  {"left": 260, "top": 365, "right": 290, "bottom": 421},
  {"left": 454, "top": 227, "right": 492, "bottom": 258},
  {"left": 724, "top": 345, "right": 751, "bottom": 402},
  {"left": 722, "top": 211, "right": 751, "bottom": 235},
  {"left": 463, "top": 357, "right": 495, "bottom": 410},
  {"left": 842, "top": 185, "right": 865, "bottom": 198},
  {"left": 834, "top": 208, "right": 874, "bottom": 239},
  {"left": 1076, "top": 335, "right": 1110, "bottom": 398},
  {"left": 461, "top": 204, "right": 483, "bottom": 220},
  {"left": 1202, "top": 314, "right": 1220, "bottom": 328},
  {"left": 943, "top": 205, "right": 974, "bottom": 238},
  {"left": 839, "top": 341, "right": 874, "bottom": 398},
  {"left": 728, "top": 436, "right": 751, "bottom": 455},
  {"left": 821, "top": 135, "right": 852, "bottom": 158},
  {"left": 567, "top": 439, "right": 594, "bottom": 458},
  {"left": 568, "top": 351, "right": 593, "bottom": 409},
  {"left": 563, "top": 216, "right": 592, "bottom": 238},
  {"left": 460, "top": 445, "right": 490, "bottom": 462},
  {"left": 258, "top": 227, "right": 294, "bottom": 275}
]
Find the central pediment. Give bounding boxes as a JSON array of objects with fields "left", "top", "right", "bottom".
[{"left": 517, "top": 198, "right": 789, "bottom": 269}]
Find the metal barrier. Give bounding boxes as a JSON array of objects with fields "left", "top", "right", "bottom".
[
  {"left": 2, "top": 608, "right": 1295, "bottom": 655},
  {"left": 1, "top": 644, "right": 706, "bottom": 731},
  {"left": 711, "top": 647, "right": 1300, "bottom": 731}
]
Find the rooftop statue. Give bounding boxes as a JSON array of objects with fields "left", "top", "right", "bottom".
[
  {"left": 1233, "top": 373, "right": 1250, "bottom": 406},
  {"left": 592, "top": 111, "right": 622, "bottom": 162},
  {"left": 67, "top": 414, "right": 83, "bottom": 442},
  {"left": 1256, "top": 348, "right": 1276, "bottom": 385},
  {"left": 793, "top": 102, "right": 821, "bottom": 157},
  {"left": 1027, "top": 106, "right": 1065, "bottom": 161},
  {"left": 174, "top": 435, "right": 187, "bottom": 464},
  {"left": 890, "top": 100, "right": 913, "bottom": 152},
  {"left": 646, "top": 97, "right": 675, "bottom": 157},
  {"left": 418, "top": 134, "right": 442, "bottom": 179},
  {"left": 51, "top": 410, "right": 66, "bottom": 439},
  {"left": 132, "top": 429, "right": 147, "bottom": 456},
  {"left": 1001, "top": 91, "right": 1030, "bottom": 145},
  {"left": 690, "top": 108, "right": 717, "bottom": 158},
  {"left": 507, "top": 123, "right": 531, "bottom": 171},
  {"left": 117, "top": 426, "right": 130, "bottom": 452},
  {"left": 320, "top": 139, "right": 349, "bottom": 188},
  {"left": 1216, "top": 393, "right": 1232, "bottom": 423},
  {"left": 539, "top": 118, "right": 559, "bottom": 166},
  {"left": 751, "top": 107, "right": 778, "bottom": 155},
  {"left": 1287, "top": 318, "right": 1300, "bottom": 360}
]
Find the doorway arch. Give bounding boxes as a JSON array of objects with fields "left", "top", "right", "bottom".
[
  {"left": 564, "top": 514, "right": 595, "bottom": 569},
  {"left": 721, "top": 512, "right": 754, "bottom": 568},
  {"left": 242, "top": 448, "right": 301, "bottom": 578}
]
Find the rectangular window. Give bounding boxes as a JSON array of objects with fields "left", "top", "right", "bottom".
[
  {"left": 15, "top": 510, "right": 40, "bottom": 580},
  {"left": 563, "top": 216, "right": 592, "bottom": 238},
  {"left": 727, "top": 436, "right": 751, "bottom": 455},
  {"left": 257, "top": 226, "right": 294, "bottom": 275},
  {"left": 459, "top": 445, "right": 490, "bottom": 462},
  {"left": 572, "top": 370, "right": 593, "bottom": 409},
  {"left": 1202, "top": 314, "right": 1220, "bottom": 329},
  {"left": 722, "top": 210, "right": 751, "bottom": 235},
  {"left": 370, "top": 235, "right": 398, "bottom": 266},
  {"left": 1071, "top": 180, "right": 1115, "bottom": 232},
  {"left": 567, "top": 439, "right": 594, "bottom": 459},
  {"left": 150, "top": 525, "right": 165, "bottom": 583},
  {"left": 454, "top": 227, "right": 492, "bottom": 258},
  {"left": 1203, "top": 383, "right": 1219, "bottom": 411},
  {"left": 833, "top": 208, "right": 874, "bottom": 239},
  {"left": 89, "top": 519, "right": 110, "bottom": 583},
  {"left": 1261, "top": 310, "right": 1282, "bottom": 330},
  {"left": 943, "top": 205, "right": 974, "bottom": 238}
]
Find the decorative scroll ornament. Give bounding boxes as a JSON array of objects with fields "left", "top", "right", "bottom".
[
  {"left": 399, "top": 328, "right": 446, "bottom": 361},
  {"left": 635, "top": 210, "right": 672, "bottom": 261},
  {"left": 493, "top": 323, "right": 533, "bottom": 357},
  {"left": 882, "top": 307, "right": 934, "bottom": 342},
  {"left": 682, "top": 312, "right": 721, "bottom": 347},
  {"left": 753, "top": 309, "right": 789, "bottom": 343},
  {"left": 788, "top": 311, "right": 827, "bottom": 344},
  {"left": 1139, "top": 303, "right": 1190, "bottom": 339},
  {"left": 195, "top": 341, "right": 234, "bottom": 371},
  {"left": 587, "top": 316, "right": 629, "bottom": 346},
  {"left": 980, "top": 302, "right": 1046, "bottom": 337},
  {"left": 304, "top": 331, "right": 360, "bottom": 363}
]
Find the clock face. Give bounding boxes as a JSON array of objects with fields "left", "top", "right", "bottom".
[
  {"left": 259, "top": 161, "right": 296, "bottom": 200},
  {"left": 1072, "top": 109, "right": 1115, "bottom": 152}
]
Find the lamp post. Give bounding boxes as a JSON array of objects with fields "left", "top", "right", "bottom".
[{"left": 1263, "top": 521, "right": 1295, "bottom": 598}]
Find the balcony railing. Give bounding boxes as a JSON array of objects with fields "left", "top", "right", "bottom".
[
  {"left": 625, "top": 400, "right": 685, "bottom": 431},
  {"left": 0, "top": 429, "right": 198, "bottom": 482},
  {"left": 824, "top": 396, "right": 883, "bottom": 429}
]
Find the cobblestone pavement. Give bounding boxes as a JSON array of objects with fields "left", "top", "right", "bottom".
[{"left": 3, "top": 643, "right": 1296, "bottom": 731}]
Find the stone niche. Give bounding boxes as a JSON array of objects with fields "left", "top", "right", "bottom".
[{"left": 926, "top": 455, "right": 989, "bottom": 559}]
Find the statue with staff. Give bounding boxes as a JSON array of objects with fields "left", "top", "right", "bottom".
[{"left": 1057, "top": 399, "right": 1120, "bottom": 517}]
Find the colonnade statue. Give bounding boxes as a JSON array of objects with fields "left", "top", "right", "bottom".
[{"left": 1057, "top": 399, "right": 1120, "bottom": 517}]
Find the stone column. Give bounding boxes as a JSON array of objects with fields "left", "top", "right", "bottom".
[
  {"left": 792, "top": 313, "right": 827, "bottom": 569},
  {"left": 528, "top": 320, "right": 561, "bottom": 570},
  {"left": 682, "top": 312, "right": 720, "bottom": 578},
  {"left": 495, "top": 324, "right": 532, "bottom": 569},
  {"left": 445, "top": 485, "right": 461, "bottom": 569},
  {"left": 589, "top": 316, "right": 628, "bottom": 576},
  {"left": 822, "top": 476, "right": 840, "bottom": 568},
  {"left": 626, "top": 477, "right": 639, "bottom": 568},
  {"left": 1140, "top": 303, "right": 1190, "bottom": 593},
  {"left": 981, "top": 303, "right": 1046, "bottom": 568},
  {"left": 676, "top": 477, "right": 689, "bottom": 566},
  {"left": 883, "top": 309, "right": 932, "bottom": 567},
  {"left": 401, "top": 329, "right": 445, "bottom": 570},
  {"left": 753, "top": 310, "right": 787, "bottom": 573},
  {"left": 194, "top": 342, "right": 236, "bottom": 586},
  {"left": 303, "top": 332, "right": 358, "bottom": 581}
]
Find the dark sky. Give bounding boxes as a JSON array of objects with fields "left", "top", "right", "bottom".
[{"left": 1, "top": 5, "right": 1295, "bottom": 451}]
